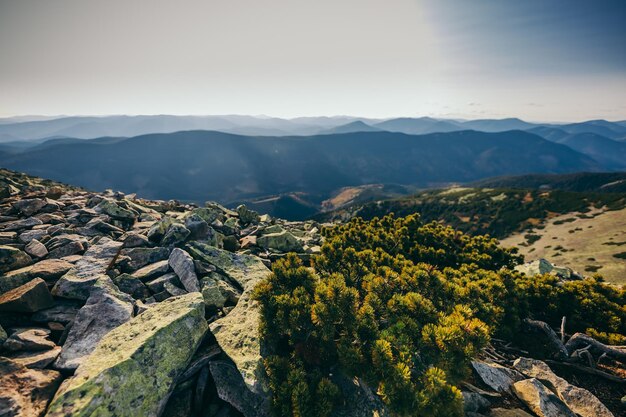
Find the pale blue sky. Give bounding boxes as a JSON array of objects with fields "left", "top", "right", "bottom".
[{"left": 0, "top": 0, "right": 624, "bottom": 121}]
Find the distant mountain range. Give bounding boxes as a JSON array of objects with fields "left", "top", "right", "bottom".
[
  {"left": 1, "top": 115, "right": 625, "bottom": 142},
  {"left": 0, "top": 130, "right": 599, "bottom": 209}
]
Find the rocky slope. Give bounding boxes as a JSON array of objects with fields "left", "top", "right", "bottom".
[{"left": 0, "top": 168, "right": 623, "bottom": 417}]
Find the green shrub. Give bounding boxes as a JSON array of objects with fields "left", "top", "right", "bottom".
[{"left": 253, "top": 214, "right": 626, "bottom": 416}]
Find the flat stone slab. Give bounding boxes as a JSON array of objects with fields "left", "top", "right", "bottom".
[{"left": 52, "top": 236, "right": 123, "bottom": 300}]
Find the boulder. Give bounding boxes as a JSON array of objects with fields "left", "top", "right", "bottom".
[
  {"left": 0, "top": 245, "right": 32, "bottom": 274},
  {"left": 25, "top": 239, "right": 48, "bottom": 258},
  {"left": 208, "top": 360, "right": 271, "bottom": 417},
  {"left": 1, "top": 259, "right": 73, "bottom": 293},
  {"left": 3, "top": 328, "right": 56, "bottom": 351},
  {"left": 513, "top": 357, "right": 613, "bottom": 417},
  {"left": 145, "top": 272, "right": 182, "bottom": 293},
  {"left": 236, "top": 205, "right": 260, "bottom": 225},
  {"left": 121, "top": 246, "right": 170, "bottom": 271},
  {"left": 113, "top": 273, "right": 151, "bottom": 299},
  {"left": 0, "top": 217, "right": 43, "bottom": 231},
  {"left": 12, "top": 198, "right": 47, "bottom": 216},
  {"left": 512, "top": 378, "right": 576, "bottom": 417},
  {"left": 161, "top": 223, "right": 191, "bottom": 246},
  {"left": 122, "top": 233, "right": 150, "bottom": 248},
  {"left": 200, "top": 274, "right": 241, "bottom": 309},
  {"left": 8, "top": 346, "right": 61, "bottom": 369},
  {"left": 46, "top": 234, "right": 87, "bottom": 258},
  {"left": 169, "top": 248, "right": 200, "bottom": 293},
  {"left": 46, "top": 293, "right": 207, "bottom": 417},
  {"left": 463, "top": 391, "right": 490, "bottom": 413},
  {"left": 132, "top": 259, "right": 170, "bottom": 281},
  {"left": 55, "top": 278, "right": 134, "bottom": 371},
  {"left": 52, "top": 236, "right": 123, "bottom": 300},
  {"left": 94, "top": 198, "right": 136, "bottom": 220},
  {"left": 471, "top": 360, "right": 524, "bottom": 392},
  {"left": 0, "top": 278, "right": 54, "bottom": 313},
  {"left": 18, "top": 229, "right": 47, "bottom": 244},
  {"left": 515, "top": 259, "right": 581, "bottom": 280},
  {"left": 187, "top": 243, "right": 270, "bottom": 393},
  {"left": 0, "top": 357, "right": 63, "bottom": 417},
  {"left": 256, "top": 230, "right": 303, "bottom": 253},
  {"left": 31, "top": 301, "right": 80, "bottom": 324}
]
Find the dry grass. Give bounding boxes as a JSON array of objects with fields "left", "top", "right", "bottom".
[{"left": 501, "top": 207, "right": 626, "bottom": 285}]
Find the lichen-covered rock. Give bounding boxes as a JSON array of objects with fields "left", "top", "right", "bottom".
[
  {"left": 46, "top": 293, "right": 208, "bottom": 417},
  {"left": 55, "top": 278, "right": 134, "bottom": 371},
  {"left": 0, "top": 278, "right": 54, "bottom": 313},
  {"left": 113, "top": 273, "right": 151, "bottom": 299},
  {"left": 94, "top": 198, "right": 136, "bottom": 220},
  {"left": 52, "top": 236, "right": 123, "bottom": 300},
  {"left": 513, "top": 357, "right": 614, "bottom": 417},
  {"left": 0, "top": 245, "right": 32, "bottom": 274},
  {"left": 161, "top": 223, "right": 191, "bottom": 246},
  {"left": 201, "top": 274, "right": 241, "bottom": 309},
  {"left": 512, "top": 378, "right": 576, "bottom": 417},
  {"left": 256, "top": 230, "right": 303, "bottom": 253},
  {"left": 236, "top": 204, "right": 260, "bottom": 225},
  {"left": 189, "top": 243, "right": 270, "bottom": 393},
  {"left": 0, "top": 357, "right": 63, "bottom": 417}
]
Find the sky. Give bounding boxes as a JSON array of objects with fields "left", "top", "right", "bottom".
[{"left": 0, "top": 0, "right": 625, "bottom": 122}]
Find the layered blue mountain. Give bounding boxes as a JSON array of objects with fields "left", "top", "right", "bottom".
[{"left": 0, "top": 130, "right": 599, "bottom": 205}]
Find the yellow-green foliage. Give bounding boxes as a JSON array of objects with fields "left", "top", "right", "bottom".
[{"left": 253, "top": 214, "right": 626, "bottom": 417}]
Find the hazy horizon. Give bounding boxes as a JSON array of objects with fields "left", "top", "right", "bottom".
[{"left": 1, "top": 0, "right": 625, "bottom": 121}]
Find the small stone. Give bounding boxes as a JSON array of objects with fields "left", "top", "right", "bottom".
[
  {"left": 0, "top": 278, "right": 54, "bottom": 313},
  {"left": 25, "top": 239, "right": 48, "bottom": 258}
]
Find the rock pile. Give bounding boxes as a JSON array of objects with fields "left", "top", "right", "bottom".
[
  {"left": 0, "top": 169, "right": 322, "bottom": 416},
  {"left": 0, "top": 169, "right": 622, "bottom": 417}
]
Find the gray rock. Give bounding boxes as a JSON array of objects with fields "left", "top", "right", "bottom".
[
  {"left": 12, "top": 198, "right": 47, "bottom": 216},
  {"left": 0, "top": 357, "right": 63, "bottom": 417},
  {"left": 145, "top": 272, "right": 182, "bottom": 293},
  {"left": 31, "top": 301, "right": 80, "bottom": 324},
  {"left": 52, "top": 236, "right": 123, "bottom": 300},
  {"left": 46, "top": 234, "right": 88, "bottom": 258},
  {"left": 513, "top": 357, "right": 614, "bottom": 417},
  {"left": 24, "top": 239, "right": 48, "bottom": 258},
  {"left": 132, "top": 259, "right": 170, "bottom": 281},
  {"left": 55, "top": 277, "right": 134, "bottom": 371},
  {"left": 121, "top": 246, "right": 170, "bottom": 271},
  {"left": 18, "top": 229, "right": 47, "bottom": 244},
  {"left": 489, "top": 408, "right": 534, "bottom": 417},
  {"left": 208, "top": 361, "right": 271, "bottom": 417},
  {"left": 164, "top": 281, "right": 187, "bottom": 296},
  {"left": 169, "top": 248, "right": 200, "bottom": 293},
  {"left": 512, "top": 378, "right": 576, "bottom": 417},
  {"left": 94, "top": 198, "right": 136, "bottom": 220},
  {"left": 200, "top": 274, "right": 241, "bottom": 309},
  {"left": 256, "top": 230, "right": 303, "bottom": 253},
  {"left": 3, "top": 328, "right": 56, "bottom": 351},
  {"left": 236, "top": 205, "right": 260, "bottom": 225},
  {"left": 162, "top": 223, "right": 191, "bottom": 246},
  {"left": 113, "top": 273, "right": 152, "bottom": 299},
  {"left": 0, "top": 245, "right": 32, "bottom": 274},
  {"left": 0, "top": 278, "right": 54, "bottom": 313},
  {"left": 463, "top": 391, "right": 491, "bottom": 413},
  {"left": 471, "top": 360, "right": 524, "bottom": 392},
  {"left": 122, "top": 232, "right": 150, "bottom": 248},
  {"left": 0, "top": 217, "right": 43, "bottom": 231},
  {"left": 0, "top": 324, "right": 6, "bottom": 345}
]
